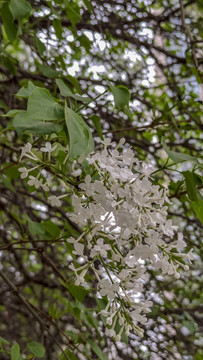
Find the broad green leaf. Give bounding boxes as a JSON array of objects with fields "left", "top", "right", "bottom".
[
  {"left": 1, "top": 109, "right": 24, "bottom": 117},
  {"left": 182, "top": 320, "right": 197, "bottom": 334},
  {"left": 83, "top": 0, "right": 92, "bottom": 12},
  {"left": 87, "top": 339, "right": 109, "bottom": 360},
  {"left": 64, "top": 105, "right": 94, "bottom": 161},
  {"left": 90, "top": 115, "right": 104, "bottom": 140},
  {"left": 53, "top": 18, "right": 63, "bottom": 39},
  {"left": 79, "top": 34, "right": 92, "bottom": 52},
  {"left": 0, "top": 3, "right": 17, "bottom": 41},
  {"left": 67, "top": 75, "right": 81, "bottom": 94},
  {"left": 56, "top": 79, "right": 90, "bottom": 102},
  {"left": 34, "top": 37, "right": 46, "bottom": 56},
  {"left": 183, "top": 171, "right": 203, "bottom": 223},
  {"left": 0, "top": 174, "right": 15, "bottom": 192},
  {"left": 9, "top": 0, "right": 32, "bottom": 20},
  {"left": 193, "top": 172, "right": 203, "bottom": 186},
  {"left": 16, "top": 81, "right": 36, "bottom": 98},
  {"left": 111, "top": 85, "right": 131, "bottom": 109},
  {"left": 4, "top": 164, "right": 20, "bottom": 180},
  {"left": 68, "top": 283, "right": 88, "bottom": 302},
  {"left": 59, "top": 348, "right": 78, "bottom": 360},
  {"left": 27, "top": 88, "right": 64, "bottom": 120},
  {"left": 38, "top": 64, "right": 62, "bottom": 78},
  {"left": 13, "top": 112, "right": 62, "bottom": 136},
  {"left": 27, "top": 341, "right": 45, "bottom": 358},
  {"left": 0, "top": 336, "right": 9, "bottom": 345},
  {"left": 64, "top": 2, "right": 81, "bottom": 26},
  {"left": 56, "top": 79, "right": 75, "bottom": 97},
  {"left": 161, "top": 137, "right": 197, "bottom": 163},
  {"left": 11, "top": 343, "right": 20, "bottom": 360},
  {"left": 183, "top": 171, "right": 198, "bottom": 201},
  {"left": 41, "top": 220, "right": 61, "bottom": 238},
  {"left": 28, "top": 221, "right": 46, "bottom": 236},
  {"left": 191, "top": 199, "right": 203, "bottom": 224}
]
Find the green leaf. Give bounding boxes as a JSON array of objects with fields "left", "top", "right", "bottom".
[
  {"left": 8, "top": 211, "right": 24, "bottom": 233},
  {"left": 79, "top": 34, "right": 92, "bottom": 52},
  {"left": 34, "top": 37, "right": 46, "bottom": 56},
  {"left": 41, "top": 220, "right": 61, "bottom": 238},
  {"left": 28, "top": 221, "right": 45, "bottom": 236},
  {"left": 0, "top": 99, "right": 8, "bottom": 110},
  {"left": 53, "top": 18, "right": 63, "bottom": 40},
  {"left": 56, "top": 79, "right": 90, "bottom": 102},
  {"left": 28, "top": 221, "right": 46, "bottom": 236},
  {"left": 27, "top": 88, "right": 64, "bottom": 120},
  {"left": 87, "top": 339, "right": 109, "bottom": 360},
  {"left": 0, "top": 174, "right": 15, "bottom": 193},
  {"left": 182, "top": 320, "right": 197, "bottom": 334},
  {"left": 182, "top": 171, "right": 203, "bottom": 224},
  {"left": 49, "top": 304, "right": 62, "bottom": 320},
  {"left": 191, "top": 199, "right": 203, "bottom": 224},
  {"left": 183, "top": 171, "right": 198, "bottom": 201},
  {"left": 13, "top": 112, "right": 62, "bottom": 136},
  {"left": 90, "top": 115, "right": 104, "bottom": 140},
  {"left": 0, "top": 3, "right": 17, "bottom": 41},
  {"left": 11, "top": 343, "right": 20, "bottom": 360},
  {"left": 161, "top": 137, "right": 197, "bottom": 163},
  {"left": 27, "top": 341, "right": 45, "bottom": 358},
  {"left": 67, "top": 75, "right": 82, "bottom": 94},
  {"left": 0, "top": 336, "right": 9, "bottom": 345},
  {"left": 16, "top": 81, "right": 36, "bottom": 98},
  {"left": 110, "top": 85, "right": 131, "bottom": 109},
  {"left": 1, "top": 109, "right": 24, "bottom": 117},
  {"left": 9, "top": 0, "right": 32, "bottom": 20},
  {"left": 38, "top": 64, "right": 62, "bottom": 78},
  {"left": 83, "top": 0, "right": 92, "bottom": 12},
  {"left": 64, "top": 2, "right": 81, "bottom": 26},
  {"left": 59, "top": 348, "right": 78, "bottom": 360},
  {"left": 195, "top": 353, "right": 203, "bottom": 360},
  {"left": 68, "top": 283, "right": 88, "bottom": 302},
  {"left": 64, "top": 105, "right": 94, "bottom": 162}
]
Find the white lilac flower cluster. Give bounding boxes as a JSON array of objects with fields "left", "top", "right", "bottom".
[{"left": 19, "top": 138, "right": 194, "bottom": 340}]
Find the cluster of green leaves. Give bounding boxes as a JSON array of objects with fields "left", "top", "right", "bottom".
[{"left": 0, "top": 338, "right": 45, "bottom": 360}]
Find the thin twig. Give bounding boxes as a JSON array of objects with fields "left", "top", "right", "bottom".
[{"left": 0, "top": 269, "right": 70, "bottom": 360}]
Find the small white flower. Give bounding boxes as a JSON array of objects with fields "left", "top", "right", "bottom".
[
  {"left": 41, "top": 182, "right": 49, "bottom": 191},
  {"left": 20, "top": 142, "right": 38, "bottom": 161},
  {"left": 48, "top": 194, "right": 67, "bottom": 206},
  {"left": 40, "top": 142, "right": 57, "bottom": 153},
  {"left": 99, "top": 279, "right": 119, "bottom": 300},
  {"left": 90, "top": 238, "right": 111, "bottom": 258},
  {"left": 73, "top": 242, "right": 85, "bottom": 256},
  {"left": 27, "top": 175, "right": 43, "bottom": 189},
  {"left": 79, "top": 175, "right": 92, "bottom": 196},
  {"left": 48, "top": 195, "right": 62, "bottom": 207},
  {"left": 19, "top": 167, "right": 28, "bottom": 179},
  {"left": 74, "top": 268, "right": 88, "bottom": 285},
  {"left": 20, "top": 143, "right": 32, "bottom": 159},
  {"left": 101, "top": 138, "right": 113, "bottom": 147}
]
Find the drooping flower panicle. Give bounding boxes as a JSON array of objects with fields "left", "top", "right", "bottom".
[{"left": 18, "top": 138, "right": 194, "bottom": 340}]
